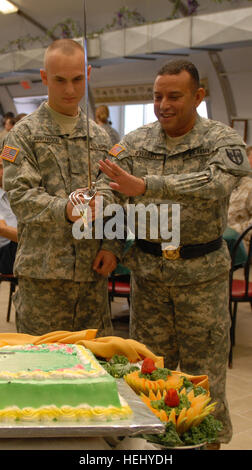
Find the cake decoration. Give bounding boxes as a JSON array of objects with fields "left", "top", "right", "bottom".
[{"left": 124, "top": 364, "right": 222, "bottom": 447}]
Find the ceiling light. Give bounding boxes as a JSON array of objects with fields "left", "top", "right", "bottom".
[{"left": 0, "top": 0, "right": 18, "bottom": 14}]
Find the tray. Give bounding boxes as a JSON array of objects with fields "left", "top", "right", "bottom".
[{"left": 0, "top": 379, "right": 165, "bottom": 439}]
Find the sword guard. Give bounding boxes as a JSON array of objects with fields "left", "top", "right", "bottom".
[
  {"left": 69, "top": 184, "right": 97, "bottom": 226},
  {"left": 69, "top": 183, "right": 97, "bottom": 207}
]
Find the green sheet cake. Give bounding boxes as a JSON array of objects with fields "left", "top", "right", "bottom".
[{"left": 0, "top": 343, "right": 132, "bottom": 422}]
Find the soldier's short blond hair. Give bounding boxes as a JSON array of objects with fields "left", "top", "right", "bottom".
[{"left": 44, "top": 39, "right": 84, "bottom": 69}]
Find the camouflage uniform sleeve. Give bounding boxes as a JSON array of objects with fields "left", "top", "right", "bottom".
[
  {"left": 248, "top": 190, "right": 252, "bottom": 215},
  {"left": 2, "top": 130, "right": 68, "bottom": 224},
  {"left": 96, "top": 141, "right": 132, "bottom": 206},
  {"left": 144, "top": 144, "right": 252, "bottom": 201},
  {"left": 100, "top": 239, "right": 125, "bottom": 262},
  {"left": 229, "top": 178, "right": 252, "bottom": 236},
  {"left": 96, "top": 141, "right": 132, "bottom": 259},
  {"left": 92, "top": 135, "right": 125, "bottom": 260}
]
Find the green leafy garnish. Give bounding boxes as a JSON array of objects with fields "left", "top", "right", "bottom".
[
  {"left": 180, "top": 377, "right": 207, "bottom": 396},
  {"left": 109, "top": 355, "right": 129, "bottom": 365},
  {"left": 139, "top": 367, "right": 172, "bottom": 381},
  {"left": 142, "top": 415, "right": 222, "bottom": 447},
  {"left": 151, "top": 393, "right": 191, "bottom": 416},
  {"left": 193, "top": 386, "right": 208, "bottom": 396},
  {"left": 182, "top": 415, "right": 223, "bottom": 445},
  {"left": 142, "top": 422, "right": 183, "bottom": 447},
  {"left": 100, "top": 355, "right": 139, "bottom": 378}
]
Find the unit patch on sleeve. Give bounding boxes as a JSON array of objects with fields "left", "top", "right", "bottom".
[
  {"left": 108, "top": 144, "right": 125, "bottom": 158},
  {"left": 1, "top": 145, "right": 20, "bottom": 163},
  {"left": 225, "top": 148, "right": 244, "bottom": 166}
]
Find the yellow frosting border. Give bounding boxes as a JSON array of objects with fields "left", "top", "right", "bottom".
[
  {"left": 0, "top": 343, "right": 133, "bottom": 423},
  {"left": 0, "top": 401, "right": 132, "bottom": 422}
]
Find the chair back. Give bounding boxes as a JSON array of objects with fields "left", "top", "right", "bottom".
[
  {"left": 0, "top": 273, "right": 18, "bottom": 322},
  {"left": 229, "top": 224, "right": 252, "bottom": 298},
  {"left": 108, "top": 273, "right": 130, "bottom": 302}
]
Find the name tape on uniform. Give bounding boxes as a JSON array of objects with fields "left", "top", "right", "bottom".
[
  {"left": 109, "top": 144, "right": 125, "bottom": 158},
  {"left": 1, "top": 145, "right": 20, "bottom": 163}
]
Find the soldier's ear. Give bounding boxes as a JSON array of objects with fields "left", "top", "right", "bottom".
[
  {"left": 87, "top": 64, "right": 91, "bottom": 81},
  {"left": 195, "top": 87, "right": 205, "bottom": 108},
  {"left": 40, "top": 69, "right": 48, "bottom": 86}
]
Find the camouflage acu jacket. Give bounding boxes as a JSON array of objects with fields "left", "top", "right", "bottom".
[
  {"left": 2, "top": 102, "right": 118, "bottom": 281},
  {"left": 228, "top": 176, "right": 252, "bottom": 250},
  {"left": 97, "top": 115, "right": 252, "bottom": 285}
]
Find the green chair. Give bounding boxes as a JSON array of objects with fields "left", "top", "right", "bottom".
[{"left": 223, "top": 226, "right": 247, "bottom": 268}]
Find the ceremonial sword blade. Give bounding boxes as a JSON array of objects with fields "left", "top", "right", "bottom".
[{"left": 83, "top": 0, "right": 92, "bottom": 190}]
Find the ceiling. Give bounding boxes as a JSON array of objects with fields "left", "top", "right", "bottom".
[
  {"left": 0, "top": 1, "right": 252, "bottom": 92},
  {"left": 0, "top": 0, "right": 172, "bottom": 47},
  {"left": 0, "top": 0, "right": 251, "bottom": 51}
]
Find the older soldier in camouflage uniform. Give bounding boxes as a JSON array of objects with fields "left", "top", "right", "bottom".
[
  {"left": 98, "top": 60, "right": 252, "bottom": 445},
  {"left": 2, "top": 39, "right": 118, "bottom": 337}
]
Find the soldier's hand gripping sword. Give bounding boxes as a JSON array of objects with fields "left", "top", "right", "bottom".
[{"left": 69, "top": 0, "right": 97, "bottom": 225}]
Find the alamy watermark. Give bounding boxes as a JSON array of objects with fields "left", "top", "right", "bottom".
[{"left": 71, "top": 196, "right": 180, "bottom": 250}]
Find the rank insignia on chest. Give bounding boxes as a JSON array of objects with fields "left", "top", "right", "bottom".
[
  {"left": 1, "top": 145, "right": 20, "bottom": 163},
  {"left": 109, "top": 144, "right": 125, "bottom": 158},
  {"left": 225, "top": 148, "right": 243, "bottom": 165}
]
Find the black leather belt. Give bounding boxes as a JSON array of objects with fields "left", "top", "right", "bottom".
[{"left": 136, "top": 237, "right": 223, "bottom": 260}]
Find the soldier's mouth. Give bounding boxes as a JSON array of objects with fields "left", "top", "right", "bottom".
[{"left": 160, "top": 113, "right": 175, "bottom": 119}]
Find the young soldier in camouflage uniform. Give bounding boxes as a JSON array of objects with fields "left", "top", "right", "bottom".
[
  {"left": 2, "top": 39, "right": 118, "bottom": 337},
  {"left": 98, "top": 60, "right": 252, "bottom": 446}
]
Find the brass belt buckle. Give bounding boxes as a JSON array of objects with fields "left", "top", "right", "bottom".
[{"left": 162, "top": 245, "right": 181, "bottom": 260}]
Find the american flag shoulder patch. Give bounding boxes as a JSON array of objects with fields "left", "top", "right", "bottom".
[
  {"left": 108, "top": 144, "right": 125, "bottom": 158},
  {"left": 1, "top": 145, "right": 20, "bottom": 163}
]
